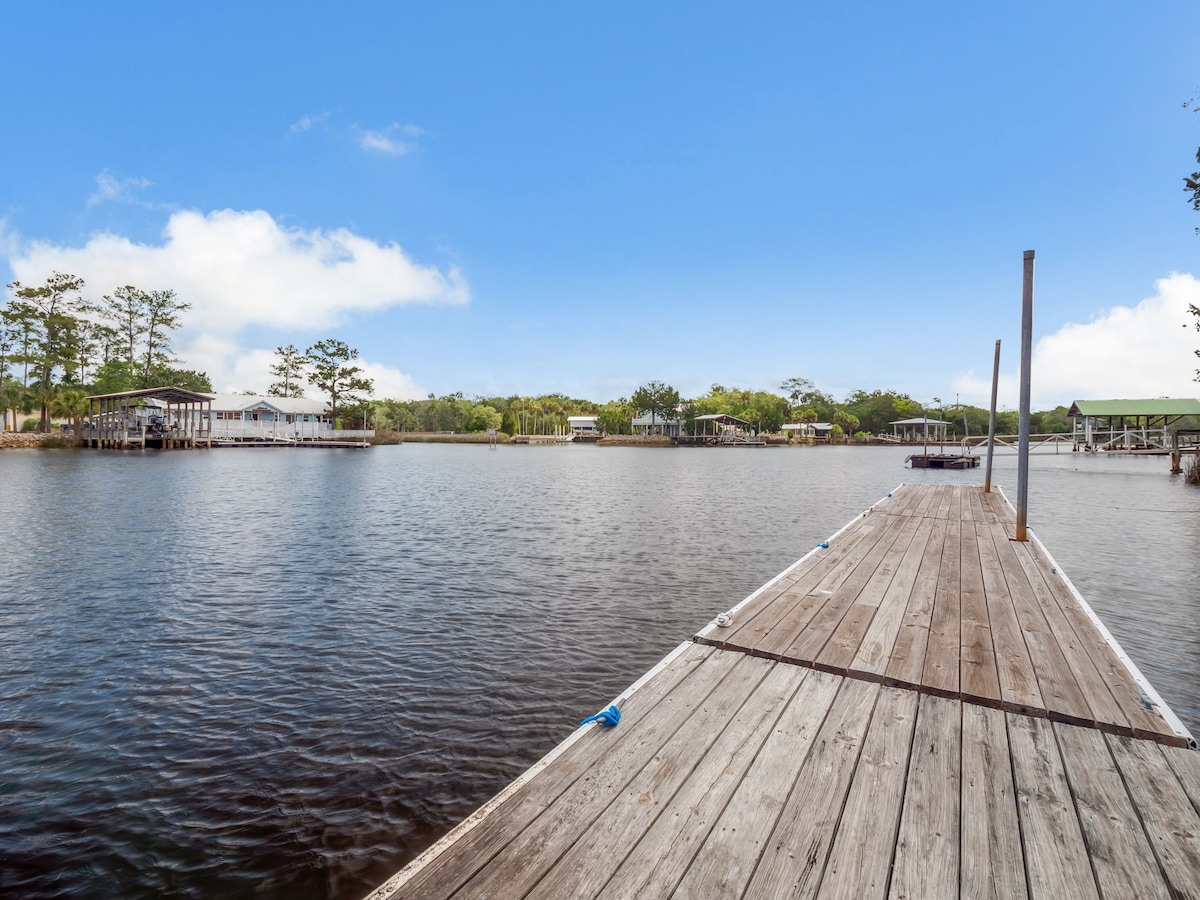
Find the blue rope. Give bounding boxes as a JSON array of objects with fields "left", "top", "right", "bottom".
[
  {"left": 815, "top": 541, "right": 829, "bottom": 549},
  {"left": 579, "top": 705, "right": 621, "bottom": 728}
]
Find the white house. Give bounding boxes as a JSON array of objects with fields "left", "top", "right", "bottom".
[
  {"left": 632, "top": 414, "right": 682, "bottom": 437},
  {"left": 204, "top": 394, "right": 372, "bottom": 441},
  {"left": 567, "top": 415, "right": 599, "bottom": 434},
  {"left": 782, "top": 422, "right": 834, "bottom": 439}
]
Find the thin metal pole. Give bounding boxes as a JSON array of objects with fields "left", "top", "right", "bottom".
[
  {"left": 984, "top": 339, "right": 1001, "bottom": 492},
  {"left": 1015, "top": 250, "right": 1034, "bottom": 541}
]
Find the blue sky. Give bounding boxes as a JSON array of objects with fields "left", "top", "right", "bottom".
[{"left": 2, "top": 1, "right": 1199, "bottom": 408}]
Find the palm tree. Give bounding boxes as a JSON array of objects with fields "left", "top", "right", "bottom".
[
  {"left": 50, "top": 386, "right": 90, "bottom": 443},
  {"left": 1, "top": 382, "right": 33, "bottom": 432}
]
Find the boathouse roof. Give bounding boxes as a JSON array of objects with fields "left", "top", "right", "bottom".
[
  {"left": 890, "top": 416, "right": 950, "bottom": 426},
  {"left": 207, "top": 393, "right": 329, "bottom": 415},
  {"left": 693, "top": 413, "right": 750, "bottom": 426},
  {"left": 1068, "top": 398, "right": 1200, "bottom": 418},
  {"left": 86, "top": 386, "right": 214, "bottom": 406}
]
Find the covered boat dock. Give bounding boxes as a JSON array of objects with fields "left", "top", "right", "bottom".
[
  {"left": 1068, "top": 398, "right": 1200, "bottom": 452},
  {"left": 84, "top": 387, "right": 213, "bottom": 449}
]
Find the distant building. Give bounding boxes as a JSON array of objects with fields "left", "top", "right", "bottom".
[
  {"left": 890, "top": 417, "right": 951, "bottom": 443},
  {"left": 206, "top": 394, "right": 332, "bottom": 440},
  {"left": 567, "top": 415, "right": 599, "bottom": 434},
  {"left": 632, "top": 414, "right": 681, "bottom": 437},
  {"left": 782, "top": 422, "right": 834, "bottom": 439},
  {"left": 1068, "top": 398, "right": 1200, "bottom": 451}
]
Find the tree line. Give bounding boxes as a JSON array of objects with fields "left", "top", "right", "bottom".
[
  {"left": 368, "top": 378, "right": 1080, "bottom": 439},
  {"left": 0, "top": 272, "right": 203, "bottom": 432},
  {"left": 1, "top": 273, "right": 374, "bottom": 433}
]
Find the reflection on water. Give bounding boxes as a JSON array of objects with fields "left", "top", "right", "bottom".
[{"left": 1, "top": 444, "right": 1197, "bottom": 898}]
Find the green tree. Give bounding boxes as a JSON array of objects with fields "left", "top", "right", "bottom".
[
  {"left": 467, "top": 404, "right": 503, "bottom": 433},
  {"left": 833, "top": 410, "right": 860, "bottom": 436},
  {"left": 139, "top": 289, "right": 190, "bottom": 383},
  {"left": 1, "top": 382, "right": 32, "bottom": 432},
  {"left": 49, "top": 385, "right": 89, "bottom": 438},
  {"left": 6, "top": 272, "right": 88, "bottom": 430},
  {"left": 267, "top": 344, "right": 307, "bottom": 397},
  {"left": 1190, "top": 302, "right": 1200, "bottom": 381},
  {"left": 780, "top": 376, "right": 815, "bottom": 406},
  {"left": 97, "top": 285, "right": 190, "bottom": 385},
  {"left": 596, "top": 398, "right": 636, "bottom": 435},
  {"left": 630, "top": 380, "right": 680, "bottom": 433},
  {"left": 500, "top": 406, "right": 519, "bottom": 436},
  {"left": 305, "top": 339, "right": 373, "bottom": 426},
  {"left": 1185, "top": 94, "right": 1200, "bottom": 233},
  {"left": 844, "top": 389, "right": 923, "bottom": 435}
]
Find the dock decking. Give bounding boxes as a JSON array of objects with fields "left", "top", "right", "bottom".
[{"left": 365, "top": 484, "right": 1200, "bottom": 900}]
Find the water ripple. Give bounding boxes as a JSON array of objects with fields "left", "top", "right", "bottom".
[{"left": 1, "top": 444, "right": 1197, "bottom": 898}]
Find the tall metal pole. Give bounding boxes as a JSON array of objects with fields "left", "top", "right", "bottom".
[
  {"left": 1015, "top": 250, "right": 1035, "bottom": 541},
  {"left": 984, "top": 339, "right": 1001, "bottom": 492}
]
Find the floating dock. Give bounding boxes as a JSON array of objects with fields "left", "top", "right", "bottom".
[
  {"left": 907, "top": 453, "right": 980, "bottom": 469},
  {"left": 364, "top": 484, "right": 1200, "bottom": 900}
]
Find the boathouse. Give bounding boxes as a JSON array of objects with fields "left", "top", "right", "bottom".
[
  {"left": 632, "top": 413, "right": 682, "bottom": 437},
  {"left": 567, "top": 415, "right": 599, "bottom": 435},
  {"left": 84, "top": 387, "right": 213, "bottom": 449},
  {"left": 781, "top": 421, "right": 834, "bottom": 440},
  {"left": 890, "top": 416, "right": 951, "bottom": 443},
  {"left": 1068, "top": 398, "right": 1200, "bottom": 451}
]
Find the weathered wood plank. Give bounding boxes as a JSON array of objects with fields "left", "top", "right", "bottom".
[
  {"left": 1164, "top": 742, "right": 1200, "bottom": 818},
  {"left": 713, "top": 518, "right": 882, "bottom": 657},
  {"left": 960, "top": 704, "right": 1026, "bottom": 900},
  {"left": 818, "top": 516, "right": 925, "bottom": 673},
  {"left": 850, "top": 518, "right": 934, "bottom": 677},
  {"left": 888, "top": 693, "right": 960, "bottom": 900},
  {"left": 973, "top": 523, "right": 1043, "bottom": 716},
  {"left": 1017, "top": 540, "right": 1176, "bottom": 741},
  {"left": 595, "top": 662, "right": 822, "bottom": 900},
  {"left": 921, "top": 518, "right": 961, "bottom": 696},
  {"left": 451, "top": 648, "right": 758, "bottom": 899},
  {"left": 984, "top": 528, "right": 1104, "bottom": 734},
  {"left": 781, "top": 516, "right": 913, "bottom": 667},
  {"left": 740, "top": 678, "right": 881, "bottom": 900},
  {"left": 881, "top": 484, "right": 920, "bottom": 517},
  {"left": 910, "top": 483, "right": 940, "bottom": 519},
  {"left": 1106, "top": 733, "right": 1200, "bottom": 897},
  {"left": 817, "top": 687, "right": 919, "bottom": 900},
  {"left": 1008, "top": 713, "right": 1099, "bottom": 900},
  {"left": 1054, "top": 724, "right": 1170, "bottom": 899},
  {"left": 670, "top": 670, "right": 848, "bottom": 898},
  {"left": 884, "top": 518, "right": 946, "bottom": 688},
  {"left": 526, "top": 653, "right": 779, "bottom": 900},
  {"left": 935, "top": 483, "right": 954, "bottom": 520},
  {"left": 958, "top": 522, "right": 1002, "bottom": 706},
  {"left": 394, "top": 644, "right": 731, "bottom": 899}
]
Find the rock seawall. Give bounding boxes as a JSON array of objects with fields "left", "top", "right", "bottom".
[{"left": 0, "top": 432, "right": 72, "bottom": 449}]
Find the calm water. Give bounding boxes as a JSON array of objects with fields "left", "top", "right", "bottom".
[{"left": 2, "top": 444, "right": 1198, "bottom": 898}]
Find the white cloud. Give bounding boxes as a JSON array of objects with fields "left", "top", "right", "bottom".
[
  {"left": 357, "top": 122, "right": 424, "bottom": 155},
  {"left": 954, "top": 273, "right": 1200, "bottom": 409},
  {"left": 354, "top": 359, "right": 424, "bottom": 400},
  {"left": 288, "top": 110, "right": 335, "bottom": 134},
  {"left": 6, "top": 208, "right": 463, "bottom": 395},
  {"left": 87, "top": 170, "right": 153, "bottom": 207}
]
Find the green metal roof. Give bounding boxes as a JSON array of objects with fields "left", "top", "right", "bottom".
[{"left": 1068, "top": 398, "right": 1200, "bottom": 418}]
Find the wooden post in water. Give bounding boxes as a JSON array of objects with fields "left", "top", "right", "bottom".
[
  {"left": 1015, "top": 250, "right": 1034, "bottom": 541},
  {"left": 984, "top": 339, "right": 1001, "bottom": 492}
]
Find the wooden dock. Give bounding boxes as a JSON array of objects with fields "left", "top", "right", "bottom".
[{"left": 364, "top": 484, "right": 1200, "bottom": 900}]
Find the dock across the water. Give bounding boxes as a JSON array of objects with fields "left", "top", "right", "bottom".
[{"left": 366, "top": 484, "right": 1200, "bottom": 900}]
